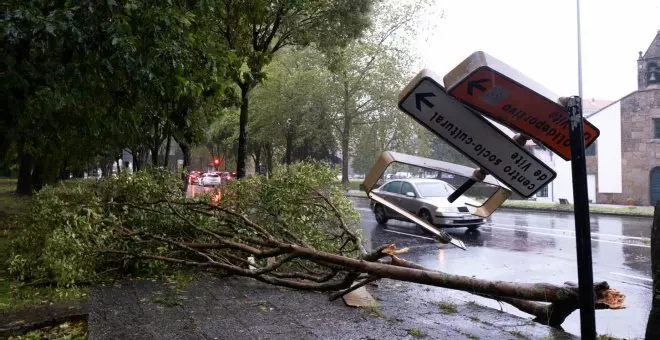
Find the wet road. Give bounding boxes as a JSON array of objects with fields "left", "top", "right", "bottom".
[{"left": 353, "top": 197, "right": 652, "bottom": 339}]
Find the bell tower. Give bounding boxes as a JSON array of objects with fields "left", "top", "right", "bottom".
[{"left": 638, "top": 30, "right": 660, "bottom": 90}]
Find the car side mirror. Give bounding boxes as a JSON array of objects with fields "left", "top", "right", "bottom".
[{"left": 405, "top": 192, "right": 416, "bottom": 198}]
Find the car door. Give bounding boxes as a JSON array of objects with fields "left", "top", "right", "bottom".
[
  {"left": 380, "top": 180, "right": 403, "bottom": 217},
  {"left": 398, "top": 181, "right": 421, "bottom": 216}
]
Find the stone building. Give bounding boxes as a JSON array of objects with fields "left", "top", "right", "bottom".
[{"left": 582, "top": 30, "right": 660, "bottom": 205}]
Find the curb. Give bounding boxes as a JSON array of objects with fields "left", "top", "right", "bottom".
[
  {"left": 344, "top": 194, "right": 653, "bottom": 218},
  {"left": 495, "top": 206, "right": 653, "bottom": 219}
]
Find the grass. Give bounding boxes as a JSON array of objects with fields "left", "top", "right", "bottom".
[
  {"left": 362, "top": 305, "right": 386, "bottom": 318},
  {"left": 596, "top": 335, "right": 621, "bottom": 340},
  {"left": 151, "top": 295, "right": 184, "bottom": 308},
  {"left": 407, "top": 328, "right": 425, "bottom": 337},
  {"left": 0, "top": 178, "right": 30, "bottom": 232},
  {"left": 508, "top": 330, "right": 530, "bottom": 339},
  {"left": 335, "top": 179, "right": 364, "bottom": 191},
  {"left": 458, "top": 330, "right": 480, "bottom": 340},
  {"left": 434, "top": 301, "right": 458, "bottom": 313},
  {"left": 502, "top": 200, "right": 654, "bottom": 217},
  {"left": 7, "top": 320, "right": 87, "bottom": 339}
]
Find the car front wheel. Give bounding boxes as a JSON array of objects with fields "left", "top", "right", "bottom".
[
  {"left": 418, "top": 209, "right": 434, "bottom": 225},
  {"left": 374, "top": 204, "right": 389, "bottom": 225}
]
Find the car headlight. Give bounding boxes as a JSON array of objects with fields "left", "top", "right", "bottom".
[{"left": 435, "top": 207, "right": 455, "bottom": 213}]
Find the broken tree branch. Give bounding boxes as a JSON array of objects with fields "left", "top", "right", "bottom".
[
  {"left": 97, "top": 189, "right": 626, "bottom": 330},
  {"left": 380, "top": 248, "right": 625, "bottom": 327}
]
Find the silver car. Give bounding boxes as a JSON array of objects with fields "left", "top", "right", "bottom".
[
  {"left": 369, "top": 178, "right": 484, "bottom": 230},
  {"left": 199, "top": 172, "right": 222, "bottom": 187}
]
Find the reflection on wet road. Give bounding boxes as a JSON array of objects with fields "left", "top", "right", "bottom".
[{"left": 353, "top": 198, "right": 652, "bottom": 339}]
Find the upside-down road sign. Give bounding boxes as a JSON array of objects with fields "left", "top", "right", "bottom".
[
  {"left": 443, "top": 51, "right": 599, "bottom": 161},
  {"left": 398, "top": 69, "right": 556, "bottom": 198}
]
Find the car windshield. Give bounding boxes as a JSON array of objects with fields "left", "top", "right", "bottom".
[
  {"left": 414, "top": 181, "right": 455, "bottom": 197},
  {"left": 207, "top": 174, "right": 219, "bottom": 177}
]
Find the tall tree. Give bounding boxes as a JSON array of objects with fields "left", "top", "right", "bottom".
[
  {"left": 1, "top": 0, "right": 227, "bottom": 194},
  {"left": 213, "top": 0, "right": 375, "bottom": 178},
  {"left": 249, "top": 48, "right": 336, "bottom": 168},
  {"left": 324, "top": 0, "right": 432, "bottom": 186},
  {"left": 352, "top": 112, "right": 421, "bottom": 175}
]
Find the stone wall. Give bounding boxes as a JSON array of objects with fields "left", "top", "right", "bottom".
[{"left": 599, "top": 89, "right": 660, "bottom": 205}]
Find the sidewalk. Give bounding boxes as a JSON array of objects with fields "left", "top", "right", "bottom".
[
  {"left": 346, "top": 190, "right": 654, "bottom": 217},
  {"left": 88, "top": 275, "right": 576, "bottom": 340}
]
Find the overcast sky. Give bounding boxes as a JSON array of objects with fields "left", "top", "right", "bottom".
[{"left": 414, "top": 0, "right": 660, "bottom": 101}]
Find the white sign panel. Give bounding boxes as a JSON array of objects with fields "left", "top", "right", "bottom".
[{"left": 398, "top": 70, "right": 556, "bottom": 198}]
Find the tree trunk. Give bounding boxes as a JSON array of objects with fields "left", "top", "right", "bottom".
[
  {"left": 236, "top": 84, "right": 250, "bottom": 178},
  {"left": 254, "top": 145, "right": 261, "bottom": 174},
  {"left": 59, "top": 169, "right": 69, "bottom": 181},
  {"left": 163, "top": 134, "right": 172, "bottom": 168},
  {"left": 265, "top": 142, "right": 273, "bottom": 175},
  {"left": 150, "top": 147, "right": 159, "bottom": 167},
  {"left": 132, "top": 149, "right": 141, "bottom": 172},
  {"left": 115, "top": 158, "right": 121, "bottom": 174},
  {"left": 646, "top": 202, "right": 660, "bottom": 339},
  {"left": 72, "top": 169, "right": 84, "bottom": 178},
  {"left": 32, "top": 161, "right": 45, "bottom": 191},
  {"left": 341, "top": 119, "right": 350, "bottom": 187},
  {"left": 178, "top": 139, "right": 191, "bottom": 192},
  {"left": 285, "top": 133, "right": 294, "bottom": 165},
  {"left": 15, "top": 151, "right": 34, "bottom": 196}
]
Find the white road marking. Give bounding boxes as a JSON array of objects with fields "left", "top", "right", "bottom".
[
  {"left": 487, "top": 222, "right": 651, "bottom": 242},
  {"left": 485, "top": 225, "right": 650, "bottom": 248},
  {"left": 382, "top": 229, "right": 436, "bottom": 241},
  {"left": 610, "top": 272, "right": 653, "bottom": 282}
]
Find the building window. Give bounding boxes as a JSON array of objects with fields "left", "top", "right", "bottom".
[
  {"left": 536, "top": 185, "right": 548, "bottom": 198},
  {"left": 585, "top": 141, "right": 597, "bottom": 156},
  {"left": 648, "top": 62, "right": 660, "bottom": 84},
  {"left": 655, "top": 118, "right": 660, "bottom": 138}
]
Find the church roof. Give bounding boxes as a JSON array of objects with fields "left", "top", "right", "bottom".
[{"left": 642, "top": 30, "right": 660, "bottom": 59}]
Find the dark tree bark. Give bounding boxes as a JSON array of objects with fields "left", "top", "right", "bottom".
[
  {"left": 72, "top": 169, "right": 84, "bottom": 178},
  {"left": 236, "top": 83, "right": 250, "bottom": 178},
  {"left": 31, "top": 161, "right": 45, "bottom": 191},
  {"left": 265, "top": 142, "right": 273, "bottom": 175},
  {"left": 340, "top": 123, "right": 350, "bottom": 187},
  {"left": 646, "top": 202, "right": 660, "bottom": 339},
  {"left": 163, "top": 134, "right": 172, "bottom": 168},
  {"left": 285, "top": 132, "right": 294, "bottom": 165},
  {"left": 340, "top": 81, "right": 351, "bottom": 187},
  {"left": 59, "top": 169, "right": 70, "bottom": 181},
  {"left": 150, "top": 146, "right": 159, "bottom": 167},
  {"left": 177, "top": 139, "right": 192, "bottom": 192},
  {"left": 15, "top": 150, "right": 34, "bottom": 196},
  {"left": 132, "top": 149, "right": 141, "bottom": 172},
  {"left": 253, "top": 144, "right": 261, "bottom": 174}
]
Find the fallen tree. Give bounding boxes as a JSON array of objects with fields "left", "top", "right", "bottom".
[{"left": 7, "top": 163, "right": 625, "bottom": 328}]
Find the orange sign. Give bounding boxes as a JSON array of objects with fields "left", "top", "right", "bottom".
[{"left": 447, "top": 67, "right": 600, "bottom": 161}]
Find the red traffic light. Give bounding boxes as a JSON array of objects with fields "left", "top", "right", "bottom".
[{"left": 213, "top": 158, "right": 221, "bottom": 166}]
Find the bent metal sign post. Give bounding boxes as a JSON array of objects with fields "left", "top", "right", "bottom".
[
  {"left": 398, "top": 69, "right": 556, "bottom": 198},
  {"left": 443, "top": 51, "right": 600, "bottom": 161}
]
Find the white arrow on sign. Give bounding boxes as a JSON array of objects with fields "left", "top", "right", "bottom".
[{"left": 398, "top": 69, "right": 556, "bottom": 198}]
